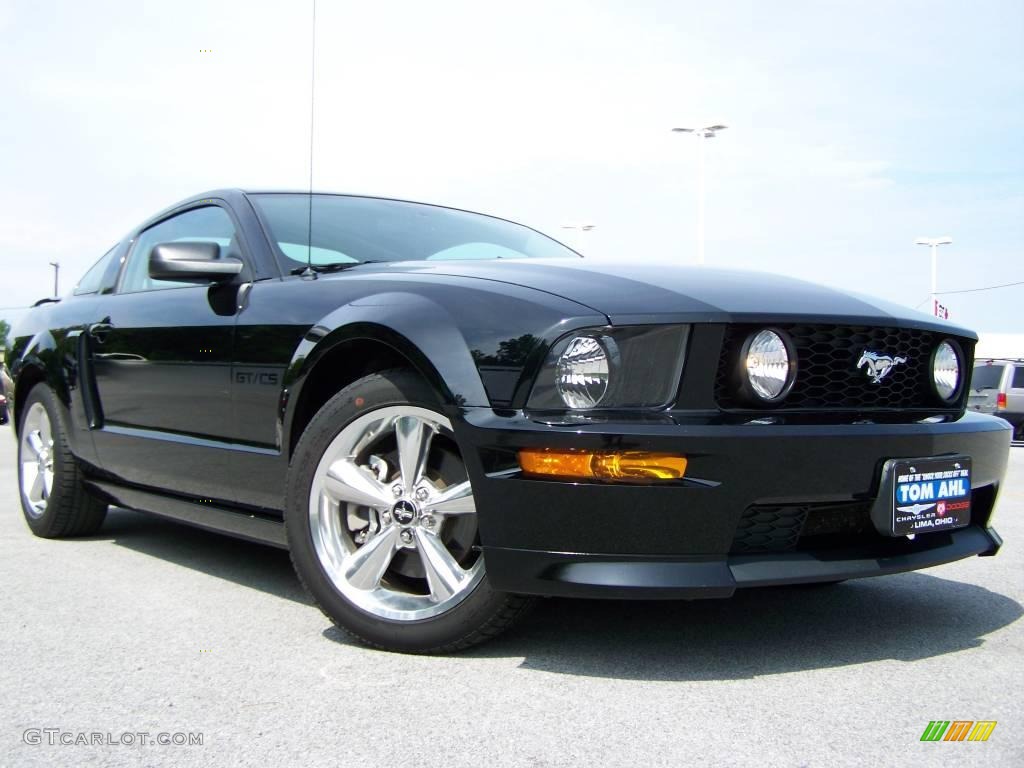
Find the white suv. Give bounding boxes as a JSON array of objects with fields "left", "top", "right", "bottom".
[{"left": 969, "top": 358, "right": 1024, "bottom": 439}]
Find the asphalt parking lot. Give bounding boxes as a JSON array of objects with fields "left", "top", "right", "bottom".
[{"left": 0, "top": 427, "right": 1021, "bottom": 768}]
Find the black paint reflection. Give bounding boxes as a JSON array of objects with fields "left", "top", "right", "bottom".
[{"left": 471, "top": 334, "right": 541, "bottom": 405}]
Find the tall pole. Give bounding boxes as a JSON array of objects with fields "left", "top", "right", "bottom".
[
  {"left": 49, "top": 261, "right": 60, "bottom": 297},
  {"left": 915, "top": 236, "right": 952, "bottom": 316},
  {"left": 697, "top": 134, "right": 706, "bottom": 266},
  {"left": 930, "top": 243, "right": 937, "bottom": 309},
  {"left": 560, "top": 223, "right": 595, "bottom": 253},
  {"left": 672, "top": 124, "right": 727, "bottom": 266}
]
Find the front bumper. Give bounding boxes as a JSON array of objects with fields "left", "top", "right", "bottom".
[{"left": 454, "top": 409, "right": 1011, "bottom": 598}]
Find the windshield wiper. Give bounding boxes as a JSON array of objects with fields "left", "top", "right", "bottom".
[{"left": 290, "top": 261, "right": 381, "bottom": 275}]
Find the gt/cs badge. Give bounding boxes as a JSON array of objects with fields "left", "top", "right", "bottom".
[{"left": 857, "top": 350, "right": 908, "bottom": 384}]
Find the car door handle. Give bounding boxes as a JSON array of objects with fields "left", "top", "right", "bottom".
[{"left": 88, "top": 320, "right": 113, "bottom": 343}]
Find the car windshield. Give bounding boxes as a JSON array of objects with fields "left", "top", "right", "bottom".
[
  {"left": 970, "top": 364, "right": 1005, "bottom": 390},
  {"left": 249, "top": 193, "right": 579, "bottom": 269}
]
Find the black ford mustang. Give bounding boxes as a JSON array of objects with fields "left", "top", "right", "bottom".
[{"left": 3, "top": 190, "right": 1012, "bottom": 653}]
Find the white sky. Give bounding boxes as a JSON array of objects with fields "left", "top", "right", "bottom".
[{"left": 1, "top": 0, "right": 1022, "bottom": 333}]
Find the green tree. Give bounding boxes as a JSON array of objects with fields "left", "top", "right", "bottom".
[
  {"left": 471, "top": 334, "right": 540, "bottom": 366},
  {"left": 0, "top": 318, "right": 10, "bottom": 352}
]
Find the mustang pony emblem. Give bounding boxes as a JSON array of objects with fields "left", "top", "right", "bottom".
[{"left": 857, "top": 350, "right": 908, "bottom": 384}]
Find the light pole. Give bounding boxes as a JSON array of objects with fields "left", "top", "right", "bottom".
[
  {"left": 560, "top": 223, "right": 596, "bottom": 252},
  {"left": 672, "top": 124, "right": 727, "bottom": 265},
  {"left": 48, "top": 261, "right": 60, "bottom": 297},
  {"left": 914, "top": 236, "right": 952, "bottom": 316}
]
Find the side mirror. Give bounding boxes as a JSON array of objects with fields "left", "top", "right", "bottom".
[{"left": 149, "top": 242, "right": 244, "bottom": 283}]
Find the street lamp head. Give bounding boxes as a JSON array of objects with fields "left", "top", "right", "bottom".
[
  {"left": 915, "top": 237, "right": 953, "bottom": 246},
  {"left": 672, "top": 125, "right": 727, "bottom": 137}
]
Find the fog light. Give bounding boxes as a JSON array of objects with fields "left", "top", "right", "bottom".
[
  {"left": 518, "top": 449, "right": 687, "bottom": 480},
  {"left": 744, "top": 329, "right": 793, "bottom": 402},
  {"left": 932, "top": 340, "right": 961, "bottom": 402}
]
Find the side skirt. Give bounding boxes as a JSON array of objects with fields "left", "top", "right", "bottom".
[{"left": 84, "top": 479, "right": 288, "bottom": 549}]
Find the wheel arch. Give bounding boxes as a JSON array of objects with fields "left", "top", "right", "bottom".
[
  {"left": 282, "top": 294, "right": 491, "bottom": 460},
  {"left": 10, "top": 331, "right": 68, "bottom": 436}
]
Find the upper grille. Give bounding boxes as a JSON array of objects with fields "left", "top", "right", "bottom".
[{"left": 716, "top": 324, "right": 973, "bottom": 411}]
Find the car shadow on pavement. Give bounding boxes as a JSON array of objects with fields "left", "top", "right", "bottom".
[
  {"left": 96, "top": 508, "right": 311, "bottom": 605},
  {"left": 465, "top": 576, "right": 1023, "bottom": 681},
  {"left": 98, "top": 508, "right": 1021, "bottom": 681}
]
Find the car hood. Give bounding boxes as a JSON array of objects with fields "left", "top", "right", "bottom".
[{"left": 377, "top": 259, "right": 975, "bottom": 336}]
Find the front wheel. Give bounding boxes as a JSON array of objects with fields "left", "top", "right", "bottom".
[
  {"left": 286, "top": 369, "right": 532, "bottom": 653},
  {"left": 17, "top": 386, "right": 107, "bottom": 537}
]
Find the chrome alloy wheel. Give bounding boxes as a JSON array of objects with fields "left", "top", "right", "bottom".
[
  {"left": 308, "top": 405, "right": 484, "bottom": 621},
  {"left": 20, "top": 402, "right": 55, "bottom": 518}
]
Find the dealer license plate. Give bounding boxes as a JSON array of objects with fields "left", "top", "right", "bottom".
[{"left": 889, "top": 456, "right": 971, "bottom": 536}]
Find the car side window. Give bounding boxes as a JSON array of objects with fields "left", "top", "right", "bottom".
[
  {"left": 73, "top": 245, "right": 119, "bottom": 295},
  {"left": 120, "top": 206, "right": 237, "bottom": 294},
  {"left": 1013, "top": 366, "right": 1024, "bottom": 389}
]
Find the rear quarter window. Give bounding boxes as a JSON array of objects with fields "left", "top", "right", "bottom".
[
  {"left": 73, "top": 245, "right": 121, "bottom": 295},
  {"left": 970, "top": 364, "right": 1007, "bottom": 390},
  {"left": 1013, "top": 366, "right": 1024, "bottom": 389}
]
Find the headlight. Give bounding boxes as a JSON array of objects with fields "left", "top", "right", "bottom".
[
  {"left": 932, "top": 340, "right": 961, "bottom": 401},
  {"left": 743, "top": 329, "right": 794, "bottom": 402},
  {"left": 528, "top": 325, "right": 689, "bottom": 410},
  {"left": 556, "top": 336, "right": 611, "bottom": 409}
]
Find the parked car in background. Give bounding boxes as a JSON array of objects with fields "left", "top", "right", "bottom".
[
  {"left": 0, "top": 390, "right": 7, "bottom": 425},
  {"left": 2, "top": 189, "right": 1013, "bottom": 653},
  {"left": 969, "top": 358, "right": 1024, "bottom": 439}
]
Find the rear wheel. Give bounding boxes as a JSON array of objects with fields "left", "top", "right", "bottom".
[
  {"left": 286, "top": 369, "right": 532, "bottom": 653},
  {"left": 17, "top": 386, "right": 107, "bottom": 538}
]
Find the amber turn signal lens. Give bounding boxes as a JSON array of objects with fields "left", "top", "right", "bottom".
[{"left": 518, "top": 449, "right": 687, "bottom": 481}]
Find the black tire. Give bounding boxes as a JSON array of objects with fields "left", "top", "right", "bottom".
[
  {"left": 285, "top": 369, "right": 533, "bottom": 653},
  {"left": 17, "top": 386, "right": 107, "bottom": 538}
]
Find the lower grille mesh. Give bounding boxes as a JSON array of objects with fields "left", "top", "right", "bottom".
[
  {"left": 731, "top": 501, "right": 873, "bottom": 554},
  {"left": 731, "top": 506, "right": 807, "bottom": 553}
]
